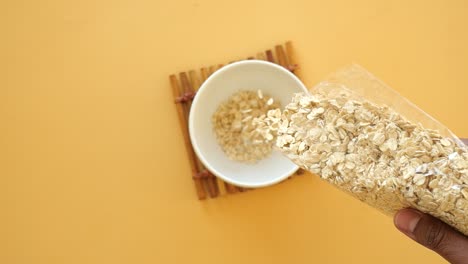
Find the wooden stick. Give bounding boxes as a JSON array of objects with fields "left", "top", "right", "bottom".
[
  {"left": 225, "top": 182, "right": 238, "bottom": 193},
  {"left": 188, "top": 70, "right": 201, "bottom": 91},
  {"left": 295, "top": 168, "right": 305, "bottom": 176},
  {"left": 200, "top": 67, "right": 209, "bottom": 82},
  {"left": 208, "top": 174, "right": 220, "bottom": 196},
  {"left": 179, "top": 72, "right": 193, "bottom": 96},
  {"left": 256, "top": 52, "right": 266, "bottom": 61},
  {"left": 275, "top": 45, "right": 289, "bottom": 68},
  {"left": 208, "top": 65, "right": 217, "bottom": 76},
  {"left": 266, "top": 50, "right": 275, "bottom": 63},
  {"left": 189, "top": 70, "right": 219, "bottom": 198},
  {"left": 216, "top": 177, "right": 227, "bottom": 195},
  {"left": 285, "top": 41, "right": 301, "bottom": 78},
  {"left": 170, "top": 75, "right": 206, "bottom": 200}
]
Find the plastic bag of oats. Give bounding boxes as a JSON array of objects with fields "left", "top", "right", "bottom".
[{"left": 264, "top": 64, "right": 468, "bottom": 235}]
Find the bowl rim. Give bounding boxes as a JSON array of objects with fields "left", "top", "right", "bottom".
[{"left": 188, "top": 60, "right": 308, "bottom": 188}]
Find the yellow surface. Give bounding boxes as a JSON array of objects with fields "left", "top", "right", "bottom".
[{"left": 2, "top": 1, "right": 468, "bottom": 263}]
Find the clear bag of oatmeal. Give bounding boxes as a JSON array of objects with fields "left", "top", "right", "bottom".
[{"left": 272, "top": 64, "right": 468, "bottom": 235}]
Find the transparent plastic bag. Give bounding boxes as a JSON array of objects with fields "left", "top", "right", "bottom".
[{"left": 275, "top": 64, "right": 468, "bottom": 235}]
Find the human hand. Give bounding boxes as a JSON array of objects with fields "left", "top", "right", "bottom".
[{"left": 394, "top": 208, "right": 468, "bottom": 263}]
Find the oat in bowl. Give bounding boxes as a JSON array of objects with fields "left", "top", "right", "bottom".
[{"left": 211, "top": 90, "right": 280, "bottom": 163}]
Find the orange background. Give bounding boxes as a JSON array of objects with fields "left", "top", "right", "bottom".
[{"left": 2, "top": 1, "right": 468, "bottom": 263}]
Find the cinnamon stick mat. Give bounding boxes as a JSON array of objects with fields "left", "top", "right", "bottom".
[{"left": 170, "top": 41, "right": 305, "bottom": 200}]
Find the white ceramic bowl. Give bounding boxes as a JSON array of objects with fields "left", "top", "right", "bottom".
[{"left": 189, "top": 60, "right": 308, "bottom": 188}]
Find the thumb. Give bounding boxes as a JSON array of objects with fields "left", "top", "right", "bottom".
[{"left": 394, "top": 208, "right": 468, "bottom": 264}]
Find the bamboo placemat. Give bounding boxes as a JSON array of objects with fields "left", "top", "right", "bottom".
[{"left": 170, "top": 41, "right": 305, "bottom": 200}]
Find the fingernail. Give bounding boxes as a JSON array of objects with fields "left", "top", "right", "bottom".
[{"left": 394, "top": 209, "right": 423, "bottom": 237}]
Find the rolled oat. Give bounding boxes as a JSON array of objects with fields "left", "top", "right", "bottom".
[{"left": 259, "top": 91, "right": 468, "bottom": 235}]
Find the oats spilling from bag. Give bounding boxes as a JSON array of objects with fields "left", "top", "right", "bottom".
[
  {"left": 258, "top": 92, "right": 468, "bottom": 235},
  {"left": 211, "top": 90, "right": 281, "bottom": 163}
]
